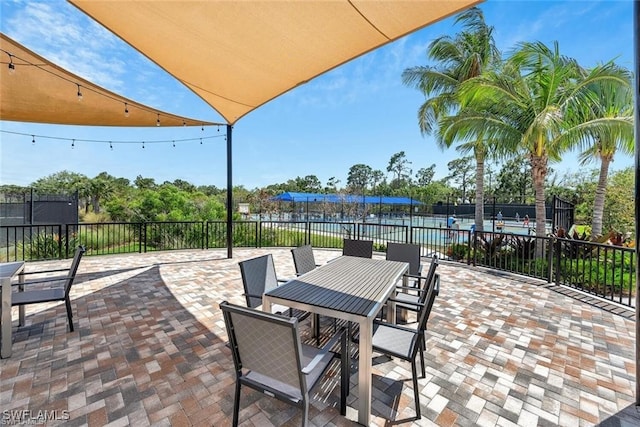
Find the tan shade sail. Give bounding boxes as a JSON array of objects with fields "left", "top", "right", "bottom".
[
  {"left": 0, "top": 33, "right": 219, "bottom": 127},
  {"left": 70, "top": 0, "right": 483, "bottom": 125}
]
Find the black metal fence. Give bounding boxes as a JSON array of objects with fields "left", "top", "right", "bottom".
[{"left": 1, "top": 220, "right": 635, "bottom": 307}]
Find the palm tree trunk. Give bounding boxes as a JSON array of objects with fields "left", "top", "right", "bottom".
[
  {"left": 531, "top": 155, "right": 548, "bottom": 257},
  {"left": 474, "top": 151, "right": 485, "bottom": 232},
  {"left": 591, "top": 155, "right": 611, "bottom": 237}
]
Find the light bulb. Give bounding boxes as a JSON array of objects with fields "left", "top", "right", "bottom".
[
  {"left": 7, "top": 54, "right": 15, "bottom": 74},
  {"left": 124, "top": 103, "right": 129, "bottom": 117},
  {"left": 77, "top": 84, "right": 83, "bottom": 101},
  {"left": 156, "top": 114, "right": 160, "bottom": 126}
]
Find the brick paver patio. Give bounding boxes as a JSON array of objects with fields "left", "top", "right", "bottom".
[{"left": 1, "top": 248, "right": 638, "bottom": 426}]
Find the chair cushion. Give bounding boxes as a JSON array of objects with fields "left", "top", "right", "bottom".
[
  {"left": 372, "top": 323, "right": 415, "bottom": 360},
  {"left": 244, "top": 343, "right": 335, "bottom": 402}
]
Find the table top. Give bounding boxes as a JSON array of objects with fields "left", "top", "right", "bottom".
[
  {"left": 265, "top": 256, "right": 408, "bottom": 318},
  {"left": 0, "top": 261, "right": 25, "bottom": 280}
]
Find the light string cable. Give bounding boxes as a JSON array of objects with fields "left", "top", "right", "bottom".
[
  {"left": 0, "top": 47, "right": 223, "bottom": 128},
  {"left": 0, "top": 130, "right": 227, "bottom": 148}
]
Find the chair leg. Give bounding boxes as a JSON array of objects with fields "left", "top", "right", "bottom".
[
  {"left": 314, "top": 314, "right": 320, "bottom": 346},
  {"left": 302, "top": 400, "right": 309, "bottom": 427},
  {"left": 232, "top": 380, "right": 241, "bottom": 427},
  {"left": 411, "top": 360, "right": 421, "bottom": 419},
  {"left": 65, "top": 297, "right": 74, "bottom": 332},
  {"left": 419, "top": 340, "right": 425, "bottom": 378}
]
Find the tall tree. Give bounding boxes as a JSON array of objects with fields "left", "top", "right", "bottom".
[
  {"left": 570, "top": 64, "right": 633, "bottom": 237},
  {"left": 347, "top": 164, "right": 373, "bottom": 193},
  {"left": 402, "top": 6, "right": 499, "bottom": 231},
  {"left": 415, "top": 164, "right": 436, "bottom": 187},
  {"left": 445, "top": 156, "right": 475, "bottom": 202},
  {"left": 386, "top": 151, "right": 412, "bottom": 186},
  {"left": 448, "top": 41, "right": 630, "bottom": 245}
]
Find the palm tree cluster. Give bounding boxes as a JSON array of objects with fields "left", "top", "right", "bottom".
[{"left": 402, "top": 7, "right": 633, "bottom": 241}]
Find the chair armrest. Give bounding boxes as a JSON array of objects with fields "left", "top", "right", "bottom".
[
  {"left": 302, "top": 327, "right": 346, "bottom": 374},
  {"left": 13, "top": 276, "right": 69, "bottom": 286},
  {"left": 242, "top": 292, "right": 263, "bottom": 300},
  {"left": 395, "top": 285, "right": 426, "bottom": 293},
  {"left": 19, "top": 268, "right": 70, "bottom": 277},
  {"left": 373, "top": 319, "right": 420, "bottom": 334},
  {"left": 385, "top": 298, "right": 424, "bottom": 312}
]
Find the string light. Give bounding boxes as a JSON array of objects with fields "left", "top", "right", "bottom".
[
  {"left": 7, "top": 53, "right": 15, "bottom": 74},
  {"left": 217, "top": 125, "right": 220, "bottom": 132},
  {"left": 3, "top": 130, "right": 225, "bottom": 146},
  {"left": 142, "top": 141, "right": 145, "bottom": 149},
  {"left": 71, "top": 139, "right": 75, "bottom": 149},
  {"left": 1, "top": 48, "right": 224, "bottom": 128},
  {"left": 201, "top": 124, "right": 204, "bottom": 131},
  {"left": 109, "top": 141, "right": 113, "bottom": 150},
  {"left": 172, "top": 140, "right": 175, "bottom": 147},
  {"left": 200, "top": 138, "right": 203, "bottom": 145}
]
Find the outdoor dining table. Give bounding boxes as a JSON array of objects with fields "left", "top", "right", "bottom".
[
  {"left": 263, "top": 255, "right": 409, "bottom": 426},
  {"left": 0, "top": 261, "right": 25, "bottom": 358}
]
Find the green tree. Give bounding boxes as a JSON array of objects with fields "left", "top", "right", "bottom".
[
  {"left": 347, "top": 164, "right": 373, "bottom": 193},
  {"left": 134, "top": 175, "right": 156, "bottom": 190},
  {"left": 415, "top": 164, "right": 436, "bottom": 187},
  {"left": 494, "top": 157, "right": 532, "bottom": 203},
  {"left": 89, "top": 172, "right": 118, "bottom": 214},
  {"left": 324, "top": 177, "right": 341, "bottom": 193},
  {"left": 602, "top": 167, "right": 635, "bottom": 235},
  {"left": 386, "top": 151, "right": 412, "bottom": 188},
  {"left": 445, "top": 156, "right": 474, "bottom": 202},
  {"left": 570, "top": 64, "right": 633, "bottom": 237},
  {"left": 450, "top": 41, "right": 629, "bottom": 246},
  {"left": 402, "top": 6, "right": 499, "bottom": 231}
]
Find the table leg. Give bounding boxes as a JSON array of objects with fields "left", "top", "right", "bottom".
[
  {"left": 1, "top": 278, "right": 12, "bottom": 358},
  {"left": 358, "top": 318, "right": 372, "bottom": 425}
]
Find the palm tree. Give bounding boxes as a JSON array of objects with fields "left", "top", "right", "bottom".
[
  {"left": 402, "top": 6, "right": 499, "bottom": 232},
  {"left": 569, "top": 66, "right": 633, "bottom": 237},
  {"left": 442, "top": 41, "right": 631, "bottom": 247}
]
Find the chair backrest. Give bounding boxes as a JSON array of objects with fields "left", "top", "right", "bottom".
[
  {"left": 291, "top": 245, "right": 316, "bottom": 276},
  {"left": 415, "top": 269, "right": 440, "bottom": 337},
  {"left": 342, "top": 238, "right": 373, "bottom": 258},
  {"left": 386, "top": 242, "right": 421, "bottom": 275},
  {"left": 238, "top": 254, "right": 280, "bottom": 308},
  {"left": 220, "top": 301, "right": 306, "bottom": 394},
  {"left": 64, "top": 245, "right": 86, "bottom": 295}
]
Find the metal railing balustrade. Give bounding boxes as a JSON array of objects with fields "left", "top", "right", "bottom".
[{"left": 1, "top": 220, "right": 635, "bottom": 307}]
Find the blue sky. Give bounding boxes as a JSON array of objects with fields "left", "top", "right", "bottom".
[{"left": 0, "top": 0, "right": 635, "bottom": 190}]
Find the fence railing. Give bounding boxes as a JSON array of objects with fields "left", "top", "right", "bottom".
[{"left": 1, "top": 220, "right": 635, "bottom": 307}]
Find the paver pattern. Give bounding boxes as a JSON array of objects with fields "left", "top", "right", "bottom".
[{"left": 1, "top": 248, "right": 637, "bottom": 426}]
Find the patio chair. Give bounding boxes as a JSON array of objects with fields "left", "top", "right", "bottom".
[
  {"left": 388, "top": 255, "right": 439, "bottom": 320},
  {"left": 370, "top": 271, "right": 439, "bottom": 419},
  {"left": 342, "top": 238, "right": 373, "bottom": 258},
  {"left": 291, "top": 244, "right": 336, "bottom": 339},
  {"left": 385, "top": 242, "right": 424, "bottom": 288},
  {"left": 220, "top": 301, "right": 349, "bottom": 427},
  {"left": 12, "top": 245, "right": 86, "bottom": 332},
  {"left": 290, "top": 245, "right": 320, "bottom": 276},
  {"left": 238, "top": 254, "right": 309, "bottom": 320}
]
